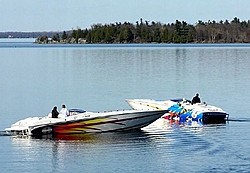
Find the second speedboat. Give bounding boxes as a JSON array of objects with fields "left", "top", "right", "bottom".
[{"left": 126, "top": 98, "right": 229, "bottom": 124}]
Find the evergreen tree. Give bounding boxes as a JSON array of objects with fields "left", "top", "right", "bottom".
[
  {"left": 61, "top": 31, "right": 68, "bottom": 40},
  {"left": 52, "top": 33, "right": 60, "bottom": 42}
]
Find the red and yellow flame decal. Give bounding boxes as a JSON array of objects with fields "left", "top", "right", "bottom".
[{"left": 53, "top": 118, "right": 110, "bottom": 133}]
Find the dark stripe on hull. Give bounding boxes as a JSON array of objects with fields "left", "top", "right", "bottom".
[{"left": 202, "top": 112, "right": 228, "bottom": 124}]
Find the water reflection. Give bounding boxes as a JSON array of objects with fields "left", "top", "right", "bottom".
[
  {"left": 10, "top": 130, "right": 164, "bottom": 144},
  {"left": 7, "top": 119, "right": 232, "bottom": 173},
  {"left": 9, "top": 132, "right": 160, "bottom": 172},
  {"left": 52, "top": 140, "right": 60, "bottom": 172},
  {"left": 143, "top": 118, "right": 229, "bottom": 137}
]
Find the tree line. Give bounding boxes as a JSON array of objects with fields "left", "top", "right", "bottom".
[{"left": 36, "top": 17, "right": 250, "bottom": 44}]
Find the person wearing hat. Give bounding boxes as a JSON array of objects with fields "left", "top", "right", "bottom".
[{"left": 191, "top": 93, "right": 201, "bottom": 104}]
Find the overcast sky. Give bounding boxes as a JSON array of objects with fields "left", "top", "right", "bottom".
[{"left": 1, "top": 0, "right": 250, "bottom": 32}]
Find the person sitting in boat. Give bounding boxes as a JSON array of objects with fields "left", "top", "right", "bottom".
[
  {"left": 52, "top": 106, "right": 59, "bottom": 118},
  {"left": 191, "top": 93, "right": 201, "bottom": 104},
  {"left": 59, "top": 104, "right": 69, "bottom": 117}
]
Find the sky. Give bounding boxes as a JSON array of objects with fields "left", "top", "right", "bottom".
[{"left": 1, "top": 0, "right": 250, "bottom": 32}]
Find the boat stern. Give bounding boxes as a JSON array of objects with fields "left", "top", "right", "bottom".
[{"left": 202, "top": 112, "right": 229, "bottom": 124}]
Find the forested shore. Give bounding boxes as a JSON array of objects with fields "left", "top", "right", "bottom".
[{"left": 35, "top": 17, "right": 250, "bottom": 44}]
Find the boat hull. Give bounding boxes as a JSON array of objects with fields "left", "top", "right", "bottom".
[{"left": 6, "top": 109, "right": 168, "bottom": 136}]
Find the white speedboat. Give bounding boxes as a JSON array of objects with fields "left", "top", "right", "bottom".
[
  {"left": 126, "top": 98, "right": 229, "bottom": 124},
  {"left": 5, "top": 108, "right": 168, "bottom": 136}
]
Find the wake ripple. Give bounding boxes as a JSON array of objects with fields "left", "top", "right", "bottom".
[
  {"left": 0, "top": 131, "right": 11, "bottom": 136},
  {"left": 228, "top": 118, "right": 250, "bottom": 122}
]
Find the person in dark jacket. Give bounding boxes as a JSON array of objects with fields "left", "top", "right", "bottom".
[
  {"left": 52, "top": 106, "right": 59, "bottom": 118},
  {"left": 191, "top": 93, "right": 201, "bottom": 104}
]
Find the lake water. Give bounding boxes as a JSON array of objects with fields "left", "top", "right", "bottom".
[{"left": 1, "top": 39, "right": 250, "bottom": 173}]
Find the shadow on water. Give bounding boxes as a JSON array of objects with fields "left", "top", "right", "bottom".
[
  {"left": 158, "top": 116, "right": 250, "bottom": 128},
  {"left": 227, "top": 118, "right": 250, "bottom": 122},
  {"left": 32, "top": 130, "right": 150, "bottom": 142},
  {"left": 2, "top": 130, "right": 162, "bottom": 146},
  {"left": 157, "top": 118, "right": 228, "bottom": 128}
]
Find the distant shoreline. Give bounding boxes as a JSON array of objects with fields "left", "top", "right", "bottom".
[
  {"left": 2, "top": 38, "right": 250, "bottom": 46},
  {"left": 0, "top": 31, "right": 66, "bottom": 39},
  {"left": 3, "top": 17, "right": 250, "bottom": 44}
]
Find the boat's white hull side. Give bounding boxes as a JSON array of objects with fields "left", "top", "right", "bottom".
[{"left": 5, "top": 109, "right": 168, "bottom": 136}]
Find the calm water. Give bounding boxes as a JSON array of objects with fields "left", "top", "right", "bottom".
[{"left": 1, "top": 39, "right": 250, "bottom": 173}]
